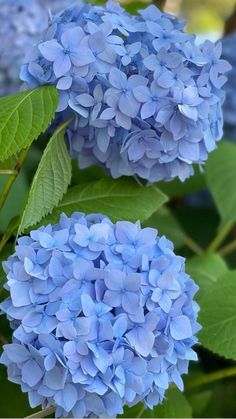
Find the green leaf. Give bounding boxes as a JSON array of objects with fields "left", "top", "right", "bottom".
[
  {"left": 34, "top": 178, "right": 168, "bottom": 226},
  {"left": 71, "top": 162, "right": 107, "bottom": 185},
  {"left": 154, "top": 388, "right": 192, "bottom": 418},
  {"left": 144, "top": 206, "right": 185, "bottom": 249},
  {"left": 0, "top": 156, "right": 16, "bottom": 170},
  {"left": 158, "top": 166, "right": 205, "bottom": 198},
  {"left": 122, "top": 388, "right": 192, "bottom": 418},
  {"left": 0, "top": 170, "right": 28, "bottom": 233},
  {"left": 0, "top": 365, "right": 37, "bottom": 417},
  {"left": 0, "top": 86, "right": 58, "bottom": 161},
  {"left": 199, "top": 271, "right": 236, "bottom": 360},
  {"left": 186, "top": 253, "right": 228, "bottom": 299},
  {"left": 0, "top": 216, "right": 19, "bottom": 252},
  {"left": 205, "top": 141, "right": 236, "bottom": 222},
  {"left": 18, "top": 120, "right": 72, "bottom": 234},
  {"left": 0, "top": 243, "right": 14, "bottom": 292},
  {"left": 187, "top": 390, "right": 212, "bottom": 417}
]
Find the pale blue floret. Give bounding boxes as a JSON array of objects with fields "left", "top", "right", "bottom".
[{"left": 1, "top": 212, "right": 200, "bottom": 418}]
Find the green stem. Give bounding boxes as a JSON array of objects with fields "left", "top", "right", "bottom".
[
  {"left": 0, "top": 169, "right": 18, "bottom": 175},
  {"left": 220, "top": 238, "right": 236, "bottom": 257},
  {"left": 0, "top": 148, "right": 29, "bottom": 211},
  {"left": 26, "top": 407, "right": 55, "bottom": 418},
  {"left": 186, "top": 366, "right": 236, "bottom": 390},
  {"left": 137, "top": 405, "right": 145, "bottom": 418},
  {"left": 207, "top": 221, "right": 234, "bottom": 253},
  {"left": 184, "top": 236, "right": 204, "bottom": 256}
]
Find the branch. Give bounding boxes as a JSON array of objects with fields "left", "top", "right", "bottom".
[
  {"left": 207, "top": 221, "right": 234, "bottom": 253},
  {"left": 184, "top": 236, "right": 204, "bottom": 256},
  {"left": 26, "top": 406, "right": 55, "bottom": 418},
  {"left": 186, "top": 365, "right": 236, "bottom": 390}
]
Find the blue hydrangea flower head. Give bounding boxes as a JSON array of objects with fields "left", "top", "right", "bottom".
[
  {"left": 21, "top": 0, "right": 231, "bottom": 182},
  {"left": 1, "top": 212, "right": 200, "bottom": 418},
  {"left": 221, "top": 31, "right": 236, "bottom": 140},
  {"left": 0, "top": 0, "right": 79, "bottom": 96}
]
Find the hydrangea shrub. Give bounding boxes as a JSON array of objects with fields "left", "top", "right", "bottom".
[
  {"left": 21, "top": 0, "right": 231, "bottom": 182},
  {"left": 0, "top": 212, "right": 200, "bottom": 417}
]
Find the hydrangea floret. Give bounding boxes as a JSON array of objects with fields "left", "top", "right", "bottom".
[
  {"left": 0, "top": 0, "right": 76, "bottom": 96},
  {"left": 221, "top": 31, "right": 236, "bottom": 140},
  {"left": 1, "top": 212, "right": 200, "bottom": 418},
  {"left": 21, "top": 0, "right": 231, "bottom": 182}
]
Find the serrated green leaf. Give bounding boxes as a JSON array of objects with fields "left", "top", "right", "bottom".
[
  {"left": 145, "top": 206, "right": 185, "bottom": 249},
  {"left": 34, "top": 178, "right": 167, "bottom": 226},
  {"left": 187, "top": 390, "right": 212, "bottom": 417},
  {"left": 158, "top": 166, "right": 205, "bottom": 198},
  {"left": 199, "top": 271, "right": 236, "bottom": 360},
  {"left": 154, "top": 388, "right": 192, "bottom": 418},
  {"left": 18, "top": 120, "right": 72, "bottom": 234},
  {"left": 205, "top": 141, "right": 236, "bottom": 222},
  {"left": 186, "top": 253, "right": 228, "bottom": 299},
  {"left": 0, "top": 170, "right": 28, "bottom": 233},
  {"left": 0, "top": 156, "right": 15, "bottom": 170},
  {"left": 0, "top": 86, "right": 58, "bottom": 161},
  {"left": 122, "top": 388, "right": 192, "bottom": 418}
]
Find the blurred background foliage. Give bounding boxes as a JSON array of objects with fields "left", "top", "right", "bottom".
[{"left": 122, "top": 0, "right": 236, "bottom": 36}]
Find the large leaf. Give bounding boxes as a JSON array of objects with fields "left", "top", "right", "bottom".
[
  {"left": 199, "top": 271, "right": 236, "bottom": 360},
  {"left": 35, "top": 178, "right": 168, "bottom": 226},
  {"left": 0, "top": 365, "right": 37, "bottom": 417},
  {"left": 18, "top": 120, "right": 72, "bottom": 234},
  {"left": 145, "top": 206, "right": 185, "bottom": 249},
  {"left": 205, "top": 141, "right": 236, "bottom": 222},
  {"left": 0, "top": 86, "right": 58, "bottom": 161},
  {"left": 0, "top": 170, "right": 28, "bottom": 233},
  {"left": 122, "top": 388, "right": 192, "bottom": 418},
  {"left": 187, "top": 390, "right": 212, "bottom": 418},
  {"left": 186, "top": 253, "right": 228, "bottom": 300},
  {"left": 154, "top": 388, "right": 192, "bottom": 418},
  {"left": 158, "top": 166, "right": 205, "bottom": 198}
]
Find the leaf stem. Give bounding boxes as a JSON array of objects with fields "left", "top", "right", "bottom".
[
  {"left": 220, "top": 238, "right": 236, "bottom": 257},
  {"left": 0, "top": 169, "right": 18, "bottom": 175},
  {"left": 185, "top": 366, "right": 236, "bottom": 390},
  {"left": 0, "top": 147, "right": 29, "bottom": 211},
  {"left": 207, "top": 221, "right": 234, "bottom": 253},
  {"left": 184, "top": 236, "right": 204, "bottom": 256},
  {"left": 137, "top": 405, "right": 145, "bottom": 418},
  {"left": 26, "top": 406, "right": 55, "bottom": 418}
]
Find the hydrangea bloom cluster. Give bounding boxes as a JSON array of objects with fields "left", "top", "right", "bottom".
[
  {"left": 0, "top": 0, "right": 76, "bottom": 96},
  {"left": 21, "top": 1, "right": 231, "bottom": 182},
  {"left": 0, "top": 212, "right": 200, "bottom": 418},
  {"left": 221, "top": 32, "right": 236, "bottom": 140}
]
